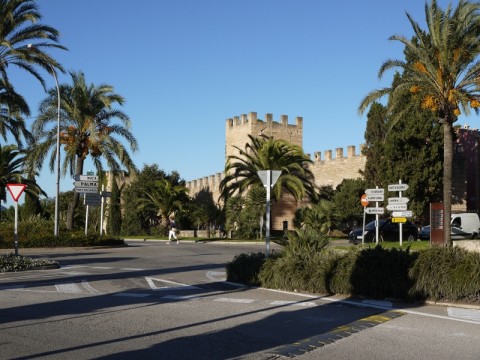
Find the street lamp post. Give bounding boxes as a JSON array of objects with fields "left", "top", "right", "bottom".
[
  {"left": 51, "top": 65, "right": 61, "bottom": 237},
  {"left": 27, "top": 44, "right": 61, "bottom": 237}
]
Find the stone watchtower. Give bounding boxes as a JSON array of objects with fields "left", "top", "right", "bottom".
[
  {"left": 225, "top": 112, "right": 305, "bottom": 231},
  {"left": 225, "top": 112, "right": 303, "bottom": 161}
]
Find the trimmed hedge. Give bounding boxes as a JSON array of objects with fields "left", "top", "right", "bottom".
[
  {"left": 0, "top": 222, "right": 125, "bottom": 249},
  {"left": 226, "top": 245, "right": 480, "bottom": 304}
]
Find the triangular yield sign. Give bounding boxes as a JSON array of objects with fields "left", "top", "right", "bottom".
[{"left": 7, "top": 183, "right": 27, "bottom": 202}]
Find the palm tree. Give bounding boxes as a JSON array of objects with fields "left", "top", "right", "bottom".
[
  {"left": 0, "top": 144, "right": 45, "bottom": 207},
  {"left": 29, "top": 71, "right": 138, "bottom": 229},
  {"left": 359, "top": 0, "right": 480, "bottom": 246},
  {"left": 219, "top": 134, "right": 317, "bottom": 203},
  {"left": 0, "top": 78, "right": 31, "bottom": 147},
  {"left": 137, "top": 178, "right": 188, "bottom": 229},
  {"left": 0, "top": 0, "right": 66, "bottom": 90},
  {"left": 302, "top": 199, "right": 339, "bottom": 235}
]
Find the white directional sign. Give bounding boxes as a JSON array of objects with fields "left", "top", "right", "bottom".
[
  {"left": 386, "top": 204, "right": 408, "bottom": 211},
  {"left": 74, "top": 187, "right": 98, "bottom": 194},
  {"left": 74, "top": 180, "right": 98, "bottom": 188},
  {"left": 365, "top": 188, "right": 384, "bottom": 195},
  {"left": 365, "top": 207, "right": 385, "bottom": 215},
  {"left": 392, "top": 211, "right": 413, "bottom": 218},
  {"left": 75, "top": 175, "right": 99, "bottom": 181},
  {"left": 366, "top": 194, "right": 384, "bottom": 202},
  {"left": 388, "top": 197, "right": 409, "bottom": 204},
  {"left": 388, "top": 184, "right": 409, "bottom": 192}
]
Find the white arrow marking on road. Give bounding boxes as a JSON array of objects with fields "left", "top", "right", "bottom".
[
  {"left": 206, "top": 271, "right": 226, "bottom": 281},
  {"left": 145, "top": 277, "right": 201, "bottom": 291}
]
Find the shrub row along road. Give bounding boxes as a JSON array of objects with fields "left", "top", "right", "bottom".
[{"left": 1, "top": 241, "right": 479, "bottom": 360}]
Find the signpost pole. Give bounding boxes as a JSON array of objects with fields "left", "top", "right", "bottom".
[
  {"left": 14, "top": 201, "right": 18, "bottom": 256},
  {"left": 362, "top": 207, "right": 366, "bottom": 245},
  {"left": 398, "top": 180, "right": 403, "bottom": 246},
  {"left": 7, "top": 184, "right": 26, "bottom": 256},
  {"left": 85, "top": 204, "right": 89, "bottom": 236},
  {"left": 100, "top": 185, "right": 104, "bottom": 235},
  {"left": 266, "top": 170, "right": 271, "bottom": 257},
  {"left": 257, "top": 170, "right": 281, "bottom": 258}
]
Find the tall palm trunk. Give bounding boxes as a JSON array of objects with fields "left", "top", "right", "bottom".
[
  {"left": 443, "top": 119, "right": 453, "bottom": 247},
  {"left": 66, "top": 156, "right": 84, "bottom": 229}
]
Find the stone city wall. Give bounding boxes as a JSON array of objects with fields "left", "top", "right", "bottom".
[{"left": 186, "top": 144, "right": 367, "bottom": 230}]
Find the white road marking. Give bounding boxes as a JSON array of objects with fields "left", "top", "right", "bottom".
[
  {"left": 206, "top": 271, "right": 226, "bottom": 281},
  {"left": 145, "top": 277, "right": 201, "bottom": 291},
  {"left": 82, "top": 280, "right": 102, "bottom": 295},
  {"left": 448, "top": 307, "right": 480, "bottom": 321},
  {"left": 213, "top": 297, "right": 255, "bottom": 304},
  {"left": 270, "top": 300, "right": 317, "bottom": 307},
  {"left": 55, "top": 283, "right": 83, "bottom": 294},
  {"left": 162, "top": 295, "right": 198, "bottom": 300}
]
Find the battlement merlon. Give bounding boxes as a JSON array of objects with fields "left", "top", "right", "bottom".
[
  {"left": 225, "top": 112, "right": 303, "bottom": 129},
  {"left": 313, "top": 144, "right": 366, "bottom": 162}
]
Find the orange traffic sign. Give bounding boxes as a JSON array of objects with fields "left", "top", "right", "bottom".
[{"left": 361, "top": 194, "right": 369, "bottom": 207}]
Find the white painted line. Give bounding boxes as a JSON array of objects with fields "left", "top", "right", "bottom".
[
  {"left": 91, "top": 266, "right": 112, "bottom": 269},
  {"left": 55, "top": 283, "right": 83, "bottom": 294},
  {"left": 82, "top": 280, "right": 102, "bottom": 295},
  {"left": 61, "top": 265, "right": 87, "bottom": 269},
  {"left": 162, "top": 295, "right": 198, "bottom": 300},
  {"left": 145, "top": 277, "right": 201, "bottom": 291},
  {"left": 121, "top": 268, "right": 143, "bottom": 271},
  {"left": 113, "top": 292, "right": 150, "bottom": 298},
  {"left": 213, "top": 297, "right": 255, "bottom": 304},
  {"left": 448, "top": 307, "right": 480, "bottom": 321},
  {"left": 270, "top": 300, "right": 317, "bottom": 307}
]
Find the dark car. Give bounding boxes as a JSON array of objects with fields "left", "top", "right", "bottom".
[
  {"left": 419, "top": 225, "right": 430, "bottom": 240},
  {"left": 348, "top": 218, "right": 418, "bottom": 244}
]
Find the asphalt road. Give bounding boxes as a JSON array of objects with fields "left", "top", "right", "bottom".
[{"left": 1, "top": 240, "right": 479, "bottom": 360}]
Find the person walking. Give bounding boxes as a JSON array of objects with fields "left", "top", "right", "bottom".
[{"left": 167, "top": 218, "right": 179, "bottom": 244}]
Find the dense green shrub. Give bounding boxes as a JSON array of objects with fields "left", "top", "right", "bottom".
[
  {"left": 410, "top": 247, "right": 480, "bottom": 302},
  {"left": 259, "top": 228, "right": 335, "bottom": 293},
  {"left": 226, "top": 252, "right": 268, "bottom": 286},
  {"left": 227, "top": 240, "right": 480, "bottom": 304},
  {"left": 0, "top": 222, "right": 125, "bottom": 249},
  {"left": 348, "top": 246, "right": 418, "bottom": 299},
  {"left": 327, "top": 249, "right": 358, "bottom": 295}
]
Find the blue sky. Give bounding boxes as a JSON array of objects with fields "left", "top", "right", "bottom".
[{"left": 6, "top": 0, "right": 475, "bottom": 205}]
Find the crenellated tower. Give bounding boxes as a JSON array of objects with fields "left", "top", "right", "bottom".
[{"left": 225, "top": 112, "right": 303, "bottom": 161}]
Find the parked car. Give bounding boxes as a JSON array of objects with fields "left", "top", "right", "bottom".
[
  {"left": 348, "top": 218, "right": 418, "bottom": 244},
  {"left": 419, "top": 225, "right": 430, "bottom": 240}
]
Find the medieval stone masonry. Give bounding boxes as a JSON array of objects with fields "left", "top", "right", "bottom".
[{"left": 186, "top": 112, "right": 367, "bottom": 230}]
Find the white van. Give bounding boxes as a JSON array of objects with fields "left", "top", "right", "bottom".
[{"left": 451, "top": 213, "right": 480, "bottom": 239}]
